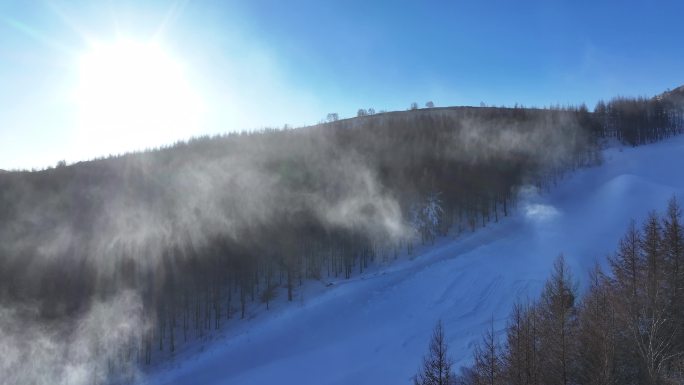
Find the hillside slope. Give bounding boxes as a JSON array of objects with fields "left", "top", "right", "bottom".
[
  {"left": 147, "top": 136, "right": 684, "bottom": 385},
  {"left": 658, "top": 84, "right": 684, "bottom": 105}
]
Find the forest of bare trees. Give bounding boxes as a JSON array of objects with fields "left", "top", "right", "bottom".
[
  {"left": 453, "top": 197, "right": 684, "bottom": 385},
  {"left": 0, "top": 87, "right": 682, "bottom": 378},
  {"left": 594, "top": 93, "right": 684, "bottom": 146}
]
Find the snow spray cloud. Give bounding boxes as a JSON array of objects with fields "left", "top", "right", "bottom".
[
  {"left": 0, "top": 130, "right": 414, "bottom": 384},
  {"left": 450, "top": 109, "right": 586, "bottom": 166},
  {"left": 0, "top": 291, "right": 145, "bottom": 385},
  {"left": 0, "top": 106, "right": 591, "bottom": 383}
]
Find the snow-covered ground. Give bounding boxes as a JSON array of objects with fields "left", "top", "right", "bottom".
[{"left": 146, "top": 136, "right": 684, "bottom": 385}]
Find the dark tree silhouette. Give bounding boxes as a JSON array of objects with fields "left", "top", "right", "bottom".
[
  {"left": 415, "top": 320, "right": 454, "bottom": 385},
  {"left": 458, "top": 197, "right": 684, "bottom": 385}
]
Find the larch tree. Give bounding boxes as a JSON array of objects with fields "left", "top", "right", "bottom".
[
  {"left": 503, "top": 302, "right": 540, "bottom": 385},
  {"left": 663, "top": 197, "right": 684, "bottom": 321},
  {"left": 634, "top": 211, "right": 678, "bottom": 384},
  {"left": 414, "top": 320, "right": 454, "bottom": 385},
  {"left": 661, "top": 196, "right": 684, "bottom": 378},
  {"left": 473, "top": 317, "right": 503, "bottom": 385},
  {"left": 609, "top": 220, "right": 643, "bottom": 299},
  {"left": 576, "top": 264, "right": 617, "bottom": 385},
  {"left": 641, "top": 211, "right": 665, "bottom": 304},
  {"left": 537, "top": 254, "right": 577, "bottom": 385}
]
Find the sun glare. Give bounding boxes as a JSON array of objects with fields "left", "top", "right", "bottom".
[{"left": 74, "top": 40, "right": 204, "bottom": 157}]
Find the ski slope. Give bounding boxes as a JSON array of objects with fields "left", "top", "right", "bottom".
[{"left": 147, "top": 136, "right": 684, "bottom": 385}]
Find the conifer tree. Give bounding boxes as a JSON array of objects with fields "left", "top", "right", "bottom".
[
  {"left": 414, "top": 320, "right": 454, "bottom": 385},
  {"left": 473, "top": 317, "right": 502, "bottom": 385},
  {"left": 537, "top": 254, "right": 577, "bottom": 385},
  {"left": 503, "top": 302, "right": 540, "bottom": 385},
  {"left": 575, "top": 264, "right": 616, "bottom": 385}
]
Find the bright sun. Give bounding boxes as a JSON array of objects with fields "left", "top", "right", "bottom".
[{"left": 74, "top": 40, "right": 204, "bottom": 156}]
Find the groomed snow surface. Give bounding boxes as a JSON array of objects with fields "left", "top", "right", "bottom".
[{"left": 147, "top": 136, "right": 684, "bottom": 385}]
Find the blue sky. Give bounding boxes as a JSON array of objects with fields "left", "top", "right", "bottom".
[{"left": 0, "top": 0, "right": 682, "bottom": 170}]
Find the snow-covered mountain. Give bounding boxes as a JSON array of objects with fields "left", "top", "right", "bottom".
[{"left": 146, "top": 136, "right": 684, "bottom": 385}]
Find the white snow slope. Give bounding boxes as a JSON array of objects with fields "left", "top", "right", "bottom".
[{"left": 147, "top": 136, "right": 684, "bottom": 385}]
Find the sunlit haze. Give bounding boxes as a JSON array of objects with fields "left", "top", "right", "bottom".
[
  {"left": 2, "top": 2, "right": 684, "bottom": 385},
  {"left": 74, "top": 40, "right": 204, "bottom": 159},
  {"left": 1, "top": 0, "right": 683, "bottom": 169}
]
